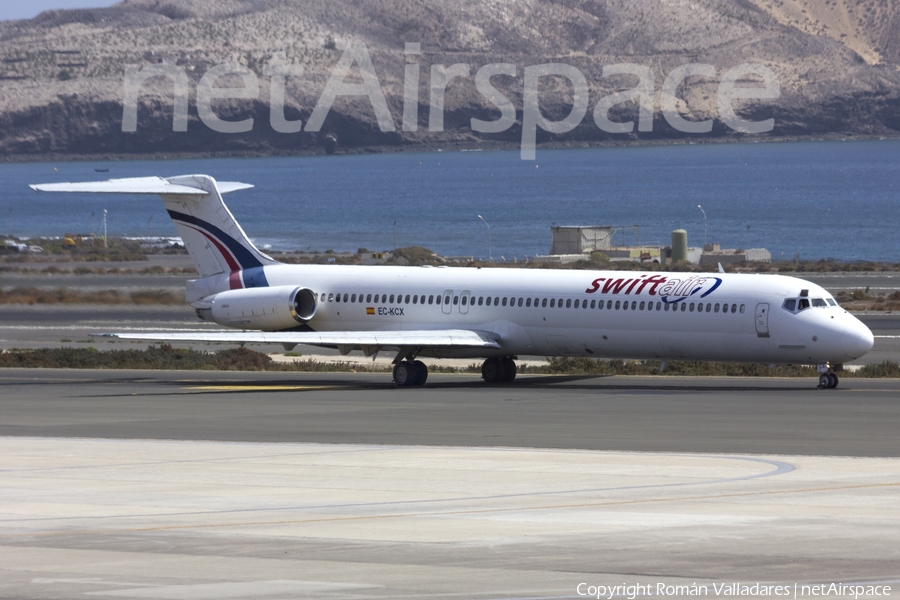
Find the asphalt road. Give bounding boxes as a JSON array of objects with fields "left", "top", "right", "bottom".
[{"left": 2, "top": 369, "right": 898, "bottom": 456}]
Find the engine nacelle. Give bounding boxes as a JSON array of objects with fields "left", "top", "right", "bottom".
[{"left": 202, "top": 286, "right": 317, "bottom": 330}]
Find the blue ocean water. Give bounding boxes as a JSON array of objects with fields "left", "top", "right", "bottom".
[{"left": 1, "top": 139, "right": 898, "bottom": 262}]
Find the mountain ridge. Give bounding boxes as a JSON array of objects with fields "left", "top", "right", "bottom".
[{"left": 1, "top": 0, "right": 898, "bottom": 158}]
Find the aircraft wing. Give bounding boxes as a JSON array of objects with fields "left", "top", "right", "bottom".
[{"left": 97, "top": 329, "right": 501, "bottom": 352}]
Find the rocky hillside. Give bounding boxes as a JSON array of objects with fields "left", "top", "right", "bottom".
[{"left": 0, "top": 0, "right": 898, "bottom": 158}]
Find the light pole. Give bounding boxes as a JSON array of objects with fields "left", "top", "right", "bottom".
[
  {"left": 697, "top": 204, "right": 707, "bottom": 247},
  {"left": 477, "top": 214, "right": 492, "bottom": 261},
  {"left": 102, "top": 209, "right": 108, "bottom": 249}
]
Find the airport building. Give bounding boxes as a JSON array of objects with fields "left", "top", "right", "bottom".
[{"left": 534, "top": 225, "right": 770, "bottom": 265}]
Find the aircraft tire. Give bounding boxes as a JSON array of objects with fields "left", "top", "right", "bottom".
[
  {"left": 482, "top": 357, "right": 503, "bottom": 383},
  {"left": 818, "top": 374, "right": 830, "bottom": 389},
  {"left": 828, "top": 373, "right": 839, "bottom": 389},
  {"left": 393, "top": 361, "right": 414, "bottom": 387},
  {"left": 501, "top": 357, "right": 517, "bottom": 382},
  {"left": 412, "top": 360, "right": 428, "bottom": 386}
]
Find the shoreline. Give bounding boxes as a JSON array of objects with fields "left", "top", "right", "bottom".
[{"left": 2, "top": 132, "right": 899, "bottom": 165}]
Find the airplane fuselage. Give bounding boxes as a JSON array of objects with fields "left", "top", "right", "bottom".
[{"left": 197, "top": 263, "right": 873, "bottom": 366}]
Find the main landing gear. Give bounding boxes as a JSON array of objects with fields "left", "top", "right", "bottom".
[
  {"left": 817, "top": 363, "right": 839, "bottom": 389},
  {"left": 481, "top": 356, "right": 517, "bottom": 384},
  {"left": 393, "top": 359, "right": 428, "bottom": 387}
]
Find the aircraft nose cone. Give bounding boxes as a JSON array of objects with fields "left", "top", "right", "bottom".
[{"left": 842, "top": 322, "right": 875, "bottom": 359}]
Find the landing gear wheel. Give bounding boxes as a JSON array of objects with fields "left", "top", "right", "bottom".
[
  {"left": 818, "top": 373, "right": 839, "bottom": 389},
  {"left": 394, "top": 360, "right": 428, "bottom": 387},
  {"left": 481, "top": 357, "right": 503, "bottom": 383},
  {"left": 500, "top": 357, "right": 517, "bottom": 382},
  {"left": 412, "top": 360, "right": 428, "bottom": 386},
  {"left": 393, "top": 361, "right": 413, "bottom": 387}
]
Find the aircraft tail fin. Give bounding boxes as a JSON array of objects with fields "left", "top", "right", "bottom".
[{"left": 31, "top": 174, "right": 279, "bottom": 280}]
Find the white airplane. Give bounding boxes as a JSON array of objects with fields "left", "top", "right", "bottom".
[{"left": 31, "top": 174, "right": 874, "bottom": 389}]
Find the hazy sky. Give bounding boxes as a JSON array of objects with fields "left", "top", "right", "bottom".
[{"left": 0, "top": 1, "right": 120, "bottom": 22}]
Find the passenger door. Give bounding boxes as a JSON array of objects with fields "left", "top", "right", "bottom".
[
  {"left": 755, "top": 303, "right": 770, "bottom": 338},
  {"left": 459, "top": 290, "right": 471, "bottom": 314},
  {"left": 441, "top": 289, "right": 453, "bottom": 315}
]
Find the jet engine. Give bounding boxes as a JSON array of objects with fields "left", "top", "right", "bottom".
[{"left": 198, "top": 286, "right": 317, "bottom": 330}]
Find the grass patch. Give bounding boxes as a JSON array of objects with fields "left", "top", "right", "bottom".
[{"left": 0, "top": 287, "right": 183, "bottom": 305}]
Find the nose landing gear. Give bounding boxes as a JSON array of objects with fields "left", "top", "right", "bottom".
[{"left": 816, "top": 363, "right": 839, "bottom": 389}]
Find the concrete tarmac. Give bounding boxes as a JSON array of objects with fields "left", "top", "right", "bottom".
[
  {"left": 2, "top": 372, "right": 900, "bottom": 599},
  {"left": 1, "top": 369, "right": 899, "bottom": 456}
]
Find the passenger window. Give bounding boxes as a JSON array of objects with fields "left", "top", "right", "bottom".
[
  {"left": 502, "top": 297, "right": 508, "bottom": 307},
  {"left": 740, "top": 304, "right": 745, "bottom": 313},
  {"left": 566, "top": 299, "right": 572, "bottom": 308},
  {"left": 574, "top": 299, "right": 580, "bottom": 309},
  {"left": 412, "top": 295, "right": 418, "bottom": 304},
  {"left": 542, "top": 298, "right": 548, "bottom": 308},
  {"left": 689, "top": 303, "right": 694, "bottom": 312},
  {"left": 350, "top": 294, "right": 356, "bottom": 303},
  {"left": 453, "top": 296, "right": 459, "bottom": 305},
  {"left": 461, "top": 296, "right": 467, "bottom": 306},
  {"left": 445, "top": 295, "right": 451, "bottom": 304},
  {"left": 526, "top": 298, "right": 532, "bottom": 307},
  {"left": 616, "top": 301, "right": 622, "bottom": 310},
  {"left": 639, "top": 301, "right": 645, "bottom": 310},
  {"left": 328, "top": 293, "right": 334, "bottom": 302},
  {"left": 478, "top": 297, "right": 483, "bottom": 306},
  {"left": 656, "top": 302, "right": 662, "bottom": 311},
  {"left": 590, "top": 300, "right": 596, "bottom": 309},
  {"left": 706, "top": 303, "right": 712, "bottom": 313},
  {"left": 402, "top": 294, "right": 408, "bottom": 303},
  {"left": 630, "top": 301, "right": 635, "bottom": 310},
  {"left": 428, "top": 295, "right": 433, "bottom": 304},
  {"left": 714, "top": 303, "right": 719, "bottom": 313},
  {"left": 607, "top": 300, "right": 613, "bottom": 309},
  {"left": 486, "top": 297, "right": 492, "bottom": 306},
  {"left": 681, "top": 303, "right": 687, "bottom": 312},
  {"left": 518, "top": 298, "right": 523, "bottom": 307},
  {"left": 534, "top": 297, "right": 539, "bottom": 307},
  {"left": 550, "top": 298, "right": 556, "bottom": 308}
]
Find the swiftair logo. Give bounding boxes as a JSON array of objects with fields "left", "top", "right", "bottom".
[
  {"left": 585, "top": 274, "right": 722, "bottom": 303},
  {"left": 123, "top": 42, "right": 780, "bottom": 160}
]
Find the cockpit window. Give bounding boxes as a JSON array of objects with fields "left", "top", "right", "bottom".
[{"left": 784, "top": 295, "right": 833, "bottom": 314}]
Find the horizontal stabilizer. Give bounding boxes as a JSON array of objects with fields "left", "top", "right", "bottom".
[
  {"left": 95, "top": 329, "right": 502, "bottom": 350},
  {"left": 30, "top": 176, "right": 253, "bottom": 196}
]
